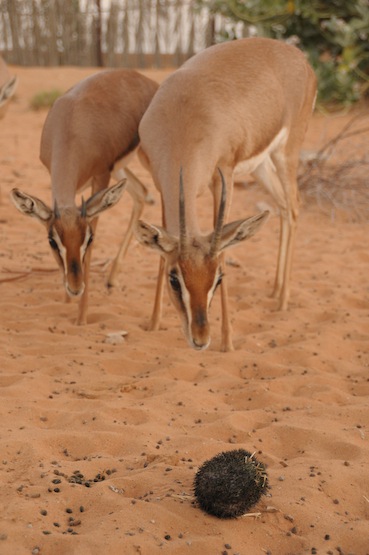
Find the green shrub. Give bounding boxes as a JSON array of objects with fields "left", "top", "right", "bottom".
[
  {"left": 30, "top": 89, "right": 63, "bottom": 111},
  {"left": 198, "top": 0, "right": 369, "bottom": 106}
]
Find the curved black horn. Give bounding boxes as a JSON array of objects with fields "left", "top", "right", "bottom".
[
  {"left": 81, "top": 196, "right": 87, "bottom": 218},
  {"left": 209, "top": 168, "right": 227, "bottom": 257},
  {"left": 179, "top": 167, "right": 187, "bottom": 253}
]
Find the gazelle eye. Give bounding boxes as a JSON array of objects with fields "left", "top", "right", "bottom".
[
  {"left": 169, "top": 272, "right": 181, "bottom": 293},
  {"left": 48, "top": 236, "right": 58, "bottom": 250},
  {"left": 87, "top": 233, "right": 93, "bottom": 247}
]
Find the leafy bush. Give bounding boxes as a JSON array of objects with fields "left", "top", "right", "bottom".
[{"left": 199, "top": 0, "right": 369, "bottom": 106}]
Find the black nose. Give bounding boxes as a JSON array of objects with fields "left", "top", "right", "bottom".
[{"left": 192, "top": 338, "right": 209, "bottom": 351}]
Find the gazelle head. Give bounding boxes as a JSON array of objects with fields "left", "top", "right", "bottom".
[
  {"left": 135, "top": 169, "right": 269, "bottom": 351},
  {"left": 10, "top": 180, "right": 126, "bottom": 298}
]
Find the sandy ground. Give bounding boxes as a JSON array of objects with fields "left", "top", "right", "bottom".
[{"left": 0, "top": 65, "right": 368, "bottom": 555}]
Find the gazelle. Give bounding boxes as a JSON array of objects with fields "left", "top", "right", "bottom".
[
  {"left": 135, "top": 37, "right": 317, "bottom": 351},
  {"left": 11, "top": 68, "right": 158, "bottom": 324},
  {"left": 0, "top": 55, "right": 18, "bottom": 119}
]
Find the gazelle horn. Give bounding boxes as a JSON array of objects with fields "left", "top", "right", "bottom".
[
  {"left": 54, "top": 200, "right": 61, "bottom": 219},
  {"left": 179, "top": 167, "right": 187, "bottom": 254},
  {"left": 209, "top": 168, "right": 227, "bottom": 258},
  {"left": 81, "top": 196, "right": 87, "bottom": 218}
]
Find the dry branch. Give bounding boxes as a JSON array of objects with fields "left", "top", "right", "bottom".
[{"left": 298, "top": 113, "right": 369, "bottom": 220}]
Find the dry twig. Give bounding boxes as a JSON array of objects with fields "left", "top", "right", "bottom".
[{"left": 298, "top": 113, "right": 369, "bottom": 220}]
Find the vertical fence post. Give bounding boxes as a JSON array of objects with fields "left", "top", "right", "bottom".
[{"left": 1, "top": 0, "right": 218, "bottom": 68}]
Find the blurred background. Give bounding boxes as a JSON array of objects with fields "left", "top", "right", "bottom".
[{"left": 1, "top": 0, "right": 369, "bottom": 106}]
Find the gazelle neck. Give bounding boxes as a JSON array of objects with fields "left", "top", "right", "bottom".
[{"left": 157, "top": 160, "right": 213, "bottom": 238}]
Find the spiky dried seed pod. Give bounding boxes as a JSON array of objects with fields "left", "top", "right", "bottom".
[{"left": 193, "top": 449, "right": 269, "bottom": 518}]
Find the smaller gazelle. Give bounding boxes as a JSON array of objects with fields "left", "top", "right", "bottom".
[
  {"left": 11, "top": 69, "right": 158, "bottom": 324},
  {"left": 0, "top": 55, "right": 18, "bottom": 120},
  {"left": 136, "top": 37, "right": 317, "bottom": 351}
]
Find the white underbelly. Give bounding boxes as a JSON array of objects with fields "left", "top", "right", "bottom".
[{"left": 234, "top": 127, "right": 287, "bottom": 177}]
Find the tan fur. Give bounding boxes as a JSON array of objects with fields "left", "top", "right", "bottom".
[
  {"left": 11, "top": 69, "right": 158, "bottom": 324},
  {"left": 0, "top": 55, "right": 17, "bottom": 120},
  {"left": 136, "top": 37, "right": 317, "bottom": 351}
]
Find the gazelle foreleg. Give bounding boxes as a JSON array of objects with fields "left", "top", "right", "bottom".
[
  {"left": 76, "top": 173, "right": 110, "bottom": 324},
  {"left": 218, "top": 252, "right": 234, "bottom": 352},
  {"left": 211, "top": 169, "right": 234, "bottom": 352},
  {"left": 148, "top": 256, "right": 166, "bottom": 331},
  {"left": 147, "top": 195, "right": 168, "bottom": 331},
  {"left": 77, "top": 215, "right": 98, "bottom": 325}
]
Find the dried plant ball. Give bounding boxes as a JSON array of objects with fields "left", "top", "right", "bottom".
[{"left": 194, "top": 449, "right": 269, "bottom": 518}]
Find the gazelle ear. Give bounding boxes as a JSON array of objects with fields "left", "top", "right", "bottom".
[
  {"left": 84, "top": 179, "right": 127, "bottom": 219},
  {"left": 135, "top": 221, "right": 178, "bottom": 255},
  {"left": 216, "top": 210, "right": 269, "bottom": 252},
  {"left": 10, "top": 188, "right": 53, "bottom": 223},
  {"left": 0, "top": 75, "right": 18, "bottom": 104}
]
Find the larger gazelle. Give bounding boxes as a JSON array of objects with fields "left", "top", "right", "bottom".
[
  {"left": 11, "top": 69, "right": 158, "bottom": 324},
  {"left": 136, "top": 37, "right": 317, "bottom": 351}
]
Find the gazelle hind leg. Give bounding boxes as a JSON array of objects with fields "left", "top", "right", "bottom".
[
  {"left": 271, "top": 149, "right": 299, "bottom": 310},
  {"left": 252, "top": 156, "right": 291, "bottom": 307},
  {"left": 107, "top": 168, "right": 148, "bottom": 288}
]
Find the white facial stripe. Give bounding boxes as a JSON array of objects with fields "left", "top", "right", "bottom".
[
  {"left": 51, "top": 230, "right": 68, "bottom": 274},
  {"left": 80, "top": 227, "right": 92, "bottom": 260},
  {"left": 176, "top": 269, "right": 192, "bottom": 329},
  {"left": 207, "top": 268, "right": 222, "bottom": 308},
  {"left": 174, "top": 266, "right": 221, "bottom": 337}
]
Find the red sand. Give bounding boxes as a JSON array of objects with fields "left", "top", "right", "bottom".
[{"left": 0, "top": 66, "right": 368, "bottom": 555}]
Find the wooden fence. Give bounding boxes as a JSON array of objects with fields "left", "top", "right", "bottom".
[{"left": 0, "top": 0, "right": 246, "bottom": 67}]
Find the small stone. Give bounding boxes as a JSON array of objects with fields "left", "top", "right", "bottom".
[{"left": 104, "top": 331, "right": 128, "bottom": 345}]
